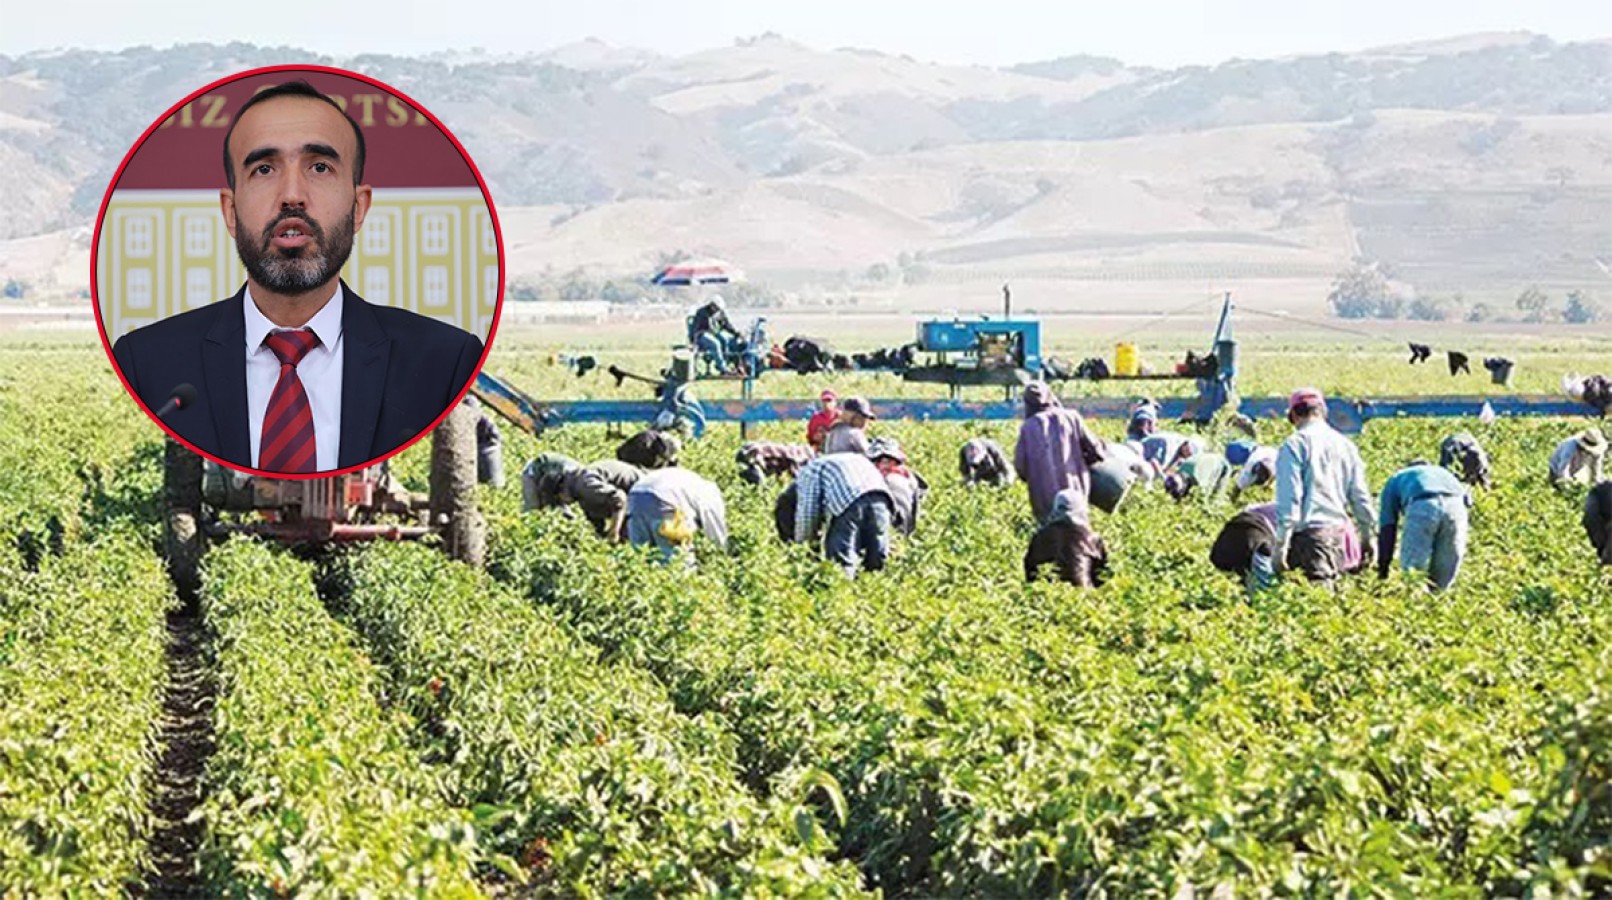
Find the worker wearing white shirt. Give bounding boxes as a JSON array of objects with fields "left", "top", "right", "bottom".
[
  {"left": 1549, "top": 429, "right": 1606, "bottom": 487},
  {"left": 1231, "top": 444, "right": 1278, "bottom": 501}
]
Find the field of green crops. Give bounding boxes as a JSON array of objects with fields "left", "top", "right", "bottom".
[{"left": 2, "top": 328, "right": 1610, "bottom": 896}]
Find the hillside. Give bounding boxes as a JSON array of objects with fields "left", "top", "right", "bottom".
[{"left": 1, "top": 33, "right": 1609, "bottom": 310}]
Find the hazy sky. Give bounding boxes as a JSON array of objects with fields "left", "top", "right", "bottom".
[{"left": 5, "top": 0, "right": 1609, "bottom": 68}]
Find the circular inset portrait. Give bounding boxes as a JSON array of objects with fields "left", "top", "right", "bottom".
[{"left": 93, "top": 65, "right": 503, "bottom": 476}]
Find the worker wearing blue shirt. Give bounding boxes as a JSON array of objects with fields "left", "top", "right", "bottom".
[{"left": 1376, "top": 461, "right": 1472, "bottom": 590}]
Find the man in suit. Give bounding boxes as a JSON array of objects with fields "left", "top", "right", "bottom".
[{"left": 110, "top": 80, "right": 484, "bottom": 473}]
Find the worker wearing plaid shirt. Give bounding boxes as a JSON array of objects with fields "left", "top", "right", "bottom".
[{"left": 792, "top": 453, "right": 894, "bottom": 576}]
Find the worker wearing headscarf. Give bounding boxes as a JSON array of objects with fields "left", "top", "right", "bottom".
[{"left": 1014, "top": 382, "right": 1105, "bottom": 523}]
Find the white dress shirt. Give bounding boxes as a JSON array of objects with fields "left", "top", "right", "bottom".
[{"left": 244, "top": 284, "right": 344, "bottom": 471}]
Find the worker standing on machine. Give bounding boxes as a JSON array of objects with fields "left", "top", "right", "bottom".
[{"left": 689, "top": 294, "right": 741, "bottom": 375}]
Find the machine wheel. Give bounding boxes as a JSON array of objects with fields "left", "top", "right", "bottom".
[
  {"left": 163, "top": 439, "right": 205, "bottom": 599},
  {"left": 430, "top": 403, "right": 486, "bottom": 567}
]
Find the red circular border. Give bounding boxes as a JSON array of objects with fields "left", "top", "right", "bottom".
[{"left": 90, "top": 63, "right": 506, "bottom": 480}]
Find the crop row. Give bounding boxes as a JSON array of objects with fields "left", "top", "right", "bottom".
[
  {"left": 0, "top": 354, "right": 163, "bottom": 556},
  {"left": 0, "top": 530, "right": 171, "bottom": 894},
  {"left": 197, "top": 538, "right": 482, "bottom": 896},
  {"left": 330, "top": 540, "right": 865, "bottom": 897},
  {"left": 475, "top": 415, "right": 1612, "bottom": 895}
]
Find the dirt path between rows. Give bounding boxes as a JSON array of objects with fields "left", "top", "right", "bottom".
[{"left": 138, "top": 597, "right": 216, "bottom": 898}]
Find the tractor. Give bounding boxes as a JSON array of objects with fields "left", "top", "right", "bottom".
[{"left": 161, "top": 402, "right": 485, "bottom": 594}]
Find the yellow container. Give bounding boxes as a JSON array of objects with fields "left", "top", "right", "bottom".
[{"left": 1115, "top": 342, "right": 1140, "bottom": 377}]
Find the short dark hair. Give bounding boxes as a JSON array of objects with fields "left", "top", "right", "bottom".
[{"left": 222, "top": 80, "right": 366, "bottom": 189}]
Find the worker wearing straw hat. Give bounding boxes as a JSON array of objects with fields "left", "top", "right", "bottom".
[{"left": 1548, "top": 427, "right": 1607, "bottom": 488}]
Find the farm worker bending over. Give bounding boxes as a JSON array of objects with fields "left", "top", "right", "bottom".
[
  {"left": 1014, "top": 382, "right": 1105, "bottom": 523},
  {"left": 1229, "top": 444, "right": 1278, "bottom": 501},
  {"left": 522, "top": 454, "right": 643, "bottom": 542},
  {"left": 868, "top": 438, "right": 928, "bottom": 535},
  {"left": 1024, "top": 489, "right": 1110, "bottom": 587},
  {"left": 1375, "top": 461, "right": 1472, "bottom": 590},
  {"left": 1548, "top": 428, "right": 1606, "bottom": 488},
  {"left": 959, "top": 437, "right": 1013, "bottom": 487},
  {"left": 1141, "top": 430, "right": 1205, "bottom": 471},
  {"left": 792, "top": 453, "right": 894, "bottom": 576},
  {"left": 616, "top": 428, "right": 681, "bottom": 470},
  {"left": 1089, "top": 438, "right": 1151, "bottom": 514},
  {"left": 1439, "top": 432, "right": 1492, "bottom": 489},
  {"left": 1274, "top": 388, "right": 1376, "bottom": 583},
  {"left": 1584, "top": 481, "right": 1612, "bottom": 566},
  {"left": 1210, "top": 502, "right": 1280, "bottom": 593},
  {"left": 689, "top": 295, "right": 740, "bottom": 374},
  {"left": 806, "top": 390, "right": 839, "bottom": 451},
  {"left": 822, "top": 396, "right": 876, "bottom": 456},
  {"left": 626, "top": 466, "right": 728, "bottom": 565},
  {"left": 736, "top": 441, "right": 815, "bottom": 485},
  {"left": 1163, "top": 443, "right": 1230, "bottom": 502}
]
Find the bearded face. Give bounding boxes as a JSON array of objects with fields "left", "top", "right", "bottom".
[{"left": 234, "top": 204, "right": 356, "bottom": 296}]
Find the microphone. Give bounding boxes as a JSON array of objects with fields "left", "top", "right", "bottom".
[{"left": 155, "top": 383, "right": 197, "bottom": 420}]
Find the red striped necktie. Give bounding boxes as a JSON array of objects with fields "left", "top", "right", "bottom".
[{"left": 259, "top": 329, "right": 321, "bottom": 473}]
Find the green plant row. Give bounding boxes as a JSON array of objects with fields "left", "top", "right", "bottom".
[
  {"left": 0, "top": 530, "right": 171, "bottom": 894},
  {"left": 197, "top": 538, "right": 482, "bottom": 897},
  {"left": 331, "top": 540, "right": 866, "bottom": 898},
  {"left": 0, "top": 353, "right": 163, "bottom": 555}
]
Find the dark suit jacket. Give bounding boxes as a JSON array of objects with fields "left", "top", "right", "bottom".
[{"left": 111, "top": 282, "right": 484, "bottom": 471}]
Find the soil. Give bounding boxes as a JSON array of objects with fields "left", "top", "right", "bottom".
[{"left": 138, "top": 598, "right": 216, "bottom": 898}]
